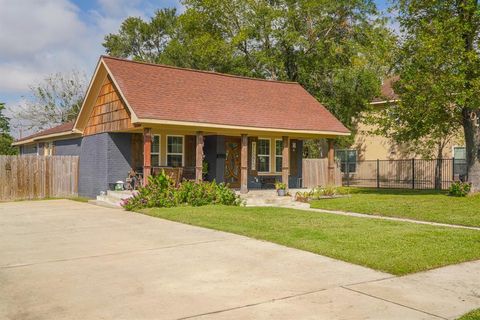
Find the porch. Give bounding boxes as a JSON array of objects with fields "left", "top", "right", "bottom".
[
  {"left": 125, "top": 127, "right": 337, "bottom": 193},
  {"left": 118, "top": 127, "right": 340, "bottom": 193}
]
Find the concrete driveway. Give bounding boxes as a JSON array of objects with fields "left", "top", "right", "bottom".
[{"left": 0, "top": 200, "right": 478, "bottom": 320}]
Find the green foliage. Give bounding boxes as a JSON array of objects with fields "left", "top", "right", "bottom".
[
  {"left": 0, "top": 103, "right": 17, "bottom": 155},
  {"left": 448, "top": 182, "right": 471, "bottom": 197},
  {"left": 296, "top": 185, "right": 350, "bottom": 202},
  {"left": 274, "top": 182, "right": 286, "bottom": 190},
  {"left": 122, "top": 171, "right": 241, "bottom": 210},
  {"left": 104, "top": 0, "right": 397, "bottom": 145},
  {"left": 369, "top": 1, "right": 480, "bottom": 181}
]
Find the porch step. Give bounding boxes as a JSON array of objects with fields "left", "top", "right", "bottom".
[
  {"left": 239, "top": 190, "right": 309, "bottom": 208},
  {"left": 95, "top": 190, "right": 136, "bottom": 207}
]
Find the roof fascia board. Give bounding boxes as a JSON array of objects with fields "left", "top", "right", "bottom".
[{"left": 134, "top": 118, "right": 350, "bottom": 137}]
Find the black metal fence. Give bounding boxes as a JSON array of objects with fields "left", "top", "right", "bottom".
[{"left": 341, "top": 159, "right": 467, "bottom": 190}]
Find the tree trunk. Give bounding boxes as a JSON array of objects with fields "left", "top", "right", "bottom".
[{"left": 462, "top": 108, "right": 480, "bottom": 191}]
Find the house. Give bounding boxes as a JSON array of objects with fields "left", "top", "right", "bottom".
[
  {"left": 317, "top": 76, "right": 466, "bottom": 170},
  {"left": 13, "top": 56, "right": 349, "bottom": 198}
]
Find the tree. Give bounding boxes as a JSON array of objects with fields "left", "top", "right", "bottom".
[
  {"left": 14, "top": 70, "right": 87, "bottom": 132},
  {"left": 104, "top": 1, "right": 397, "bottom": 152},
  {"left": 0, "top": 103, "right": 18, "bottom": 155},
  {"left": 374, "top": 0, "right": 480, "bottom": 190}
]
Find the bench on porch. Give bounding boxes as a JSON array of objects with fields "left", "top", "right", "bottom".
[{"left": 259, "top": 176, "right": 277, "bottom": 189}]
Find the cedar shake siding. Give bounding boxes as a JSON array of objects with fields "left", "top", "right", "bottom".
[{"left": 83, "top": 76, "right": 134, "bottom": 136}]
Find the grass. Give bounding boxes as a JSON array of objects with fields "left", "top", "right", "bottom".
[
  {"left": 458, "top": 308, "right": 480, "bottom": 320},
  {"left": 140, "top": 205, "right": 480, "bottom": 275},
  {"left": 310, "top": 188, "right": 480, "bottom": 227}
]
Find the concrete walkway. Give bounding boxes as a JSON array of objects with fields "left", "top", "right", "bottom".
[
  {"left": 295, "top": 206, "right": 480, "bottom": 231},
  {"left": 1, "top": 200, "right": 479, "bottom": 319}
]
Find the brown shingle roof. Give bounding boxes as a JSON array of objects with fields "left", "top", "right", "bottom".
[
  {"left": 15, "top": 121, "right": 75, "bottom": 143},
  {"left": 372, "top": 76, "right": 399, "bottom": 103},
  {"left": 102, "top": 56, "right": 349, "bottom": 134}
]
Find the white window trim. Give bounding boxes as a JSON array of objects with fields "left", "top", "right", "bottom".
[
  {"left": 275, "top": 139, "right": 283, "bottom": 173},
  {"left": 151, "top": 134, "right": 161, "bottom": 166},
  {"left": 257, "top": 138, "right": 271, "bottom": 173},
  {"left": 166, "top": 135, "right": 185, "bottom": 167}
]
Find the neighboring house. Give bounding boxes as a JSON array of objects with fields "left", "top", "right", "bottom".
[
  {"left": 319, "top": 77, "right": 466, "bottom": 172},
  {"left": 13, "top": 56, "right": 349, "bottom": 198}
]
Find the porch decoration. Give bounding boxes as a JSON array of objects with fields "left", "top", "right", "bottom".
[{"left": 275, "top": 182, "right": 287, "bottom": 196}]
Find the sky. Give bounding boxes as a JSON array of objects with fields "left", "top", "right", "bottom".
[{"left": 0, "top": 0, "right": 391, "bottom": 136}]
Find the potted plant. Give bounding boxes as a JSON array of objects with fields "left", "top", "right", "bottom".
[{"left": 275, "top": 182, "right": 287, "bottom": 196}]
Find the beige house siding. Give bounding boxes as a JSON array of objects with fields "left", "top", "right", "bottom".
[{"left": 318, "top": 113, "right": 464, "bottom": 161}]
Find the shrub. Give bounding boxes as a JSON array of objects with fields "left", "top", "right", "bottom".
[
  {"left": 122, "top": 171, "right": 241, "bottom": 211},
  {"left": 274, "top": 182, "right": 287, "bottom": 190},
  {"left": 295, "top": 185, "right": 350, "bottom": 202},
  {"left": 448, "top": 181, "right": 471, "bottom": 197}
]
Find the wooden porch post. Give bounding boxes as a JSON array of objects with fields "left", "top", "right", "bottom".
[
  {"left": 143, "top": 127, "right": 152, "bottom": 186},
  {"left": 328, "top": 139, "right": 335, "bottom": 185},
  {"left": 195, "top": 131, "right": 204, "bottom": 183},
  {"left": 282, "top": 136, "right": 290, "bottom": 190},
  {"left": 240, "top": 134, "right": 248, "bottom": 193}
]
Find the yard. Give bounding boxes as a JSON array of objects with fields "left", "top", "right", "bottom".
[
  {"left": 140, "top": 205, "right": 480, "bottom": 275},
  {"left": 310, "top": 188, "right": 480, "bottom": 227}
]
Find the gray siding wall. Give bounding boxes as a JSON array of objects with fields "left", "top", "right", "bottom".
[
  {"left": 54, "top": 138, "right": 82, "bottom": 156},
  {"left": 79, "top": 133, "right": 132, "bottom": 198}
]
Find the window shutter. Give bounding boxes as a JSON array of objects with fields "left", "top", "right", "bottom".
[{"left": 248, "top": 137, "right": 258, "bottom": 176}]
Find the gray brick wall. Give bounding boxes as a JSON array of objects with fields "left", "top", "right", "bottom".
[
  {"left": 54, "top": 138, "right": 82, "bottom": 156},
  {"left": 79, "top": 133, "right": 133, "bottom": 198},
  {"left": 79, "top": 134, "right": 108, "bottom": 198}
]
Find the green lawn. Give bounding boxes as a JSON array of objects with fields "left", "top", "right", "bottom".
[
  {"left": 310, "top": 188, "right": 480, "bottom": 227},
  {"left": 458, "top": 308, "right": 480, "bottom": 320},
  {"left": 140, "top": 205, "right": 480, "bottom": 275}
]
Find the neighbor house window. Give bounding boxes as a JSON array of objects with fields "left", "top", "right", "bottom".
[
  {"left": 167, "top": 135, "right": 184, "bottom": 167},
  {"left": 453, "top": 146, "right": 467, "bottom": 176},
  {"left": 275, "top": 139, "right": 283, "bottom": 173},
  {"left": 257, "top": 138, "right": 270, "bottom": 172},
  {"left": 335, "top": 149, "right": 357, "bottom": 173},
  {"left": 151, "top": 135, "right": 160, "bottom": 166}
]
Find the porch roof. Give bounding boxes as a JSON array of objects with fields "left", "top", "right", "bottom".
[
  {"left": 12, "top": 121, "right": 79, "bottom": 146},
  {"left": 99, "top": 56, "right": 349, "bottom": 136}
]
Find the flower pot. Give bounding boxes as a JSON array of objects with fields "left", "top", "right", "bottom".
[{"left": 277, "top": 189, "right": 286, "bottom": 197}]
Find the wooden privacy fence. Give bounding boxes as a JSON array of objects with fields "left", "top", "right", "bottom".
[
  {"left": 302, "top": 159, "right": 342, "bottom": 188},
  {"left": 0, "top": 155, "right": 79, "bottom": 201}
]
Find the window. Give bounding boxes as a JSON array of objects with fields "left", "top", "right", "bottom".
[
  {"left": 151, "top": 135, "right": 160, "bottom": 166},
  {"left": 453, "top": 146, "right": 466, "bottom": 160},
  {"left": 167, "top": 135, "right": 184, "bottom": 167},
  {"left": 453, "top": 146, "right": 467, "bottom": 176},
  {"left": 275, "top": 139, "right": 283, "bottom": 173},
  {"left": 335, "top": 149, "right": 357, "bottom": 173},
  {"left": 257, "top": 139, "right": 270, "bottom": 172}
]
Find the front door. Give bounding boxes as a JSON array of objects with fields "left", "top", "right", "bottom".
[{"left": 224, "top": 137, "right": 241, "bottom": 188}]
